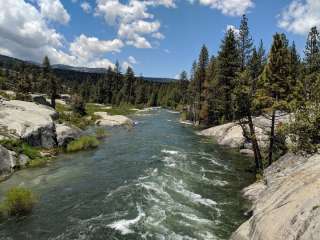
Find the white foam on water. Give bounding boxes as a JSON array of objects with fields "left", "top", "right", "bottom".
[
  {"left": 201, "top": 174, "right": 228, "bottom": 186},
  {"left": 167, "top": 110, "right": 179, "bottom": 114},
  {"left": 178, "top": 212, "right": 214, "bottom": 225},
  {"left": 173, "top": 181, "right": 217, "bottom": 207},
  {"left": 107, "top": 205, "right": 145, "bottom": 235},
  {"left": 162, "top": 156, "right": 177, "bottom": 168},
  {"left": 161, "top": 149, "right": 187, "bottom": 161},
  {"left": 161, "top": 149, "right": 180, "bottom": 155}
]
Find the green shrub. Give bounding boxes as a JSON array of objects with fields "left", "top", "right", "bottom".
[
  {"left": 71, "top": 95, "right": 86, "bottom": 116},
  {"left": 58, "top": 112, "right": 93, "bottom": 129},
  {"left": 22, "top": 144, "right": 42, "bottom": 159},
  {"left": 27, "top": 158, "right": 49, "bottom": 168},
  {"left": 1, "top": 187, "right": 37, "bottom": 216},
  {"left": 66, "top": 136, "right": 99, "bottom": 152}
]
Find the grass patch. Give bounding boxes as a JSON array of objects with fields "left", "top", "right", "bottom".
[
  {"left": 56, "top": 103, "right": 70, "bottom": 113},
  {"left": 58, "top": 112, "right": 97, "bottom": 129},
  {"left": 0, "top": 139, "right": 53, "bottom": 168},
  {"left": 0, "top": 187, "right": 37, "bottom": 217},
  {"left": 27, "top": 158, "right": 50, "bottom": 168},
  {"left": 0, "top": 139, "right": 41, "bottom": 159},
  {"left": 66, "top": 136, "right": 100, "bottom": 152}
]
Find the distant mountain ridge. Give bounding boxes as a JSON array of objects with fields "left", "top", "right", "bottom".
[{"left": 0, "top": 54, "right": 176, "bottom": 83}]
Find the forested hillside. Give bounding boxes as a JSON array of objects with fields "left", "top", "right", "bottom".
[
  {"left": 0, "top": 55, "right": 184, "bottom": 108},
  {"left": 179, "top": 15, "right": 320, "bottom": 173}
]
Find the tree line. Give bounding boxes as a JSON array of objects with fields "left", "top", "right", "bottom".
[
  {"left": 179, "top": 15, "right": 320, "bottom": 173},
  {"left": 0, "top": 56, "right": 188, "bottom": 110}
]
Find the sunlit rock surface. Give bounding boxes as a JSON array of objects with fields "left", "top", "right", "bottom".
[
  {"left": 0, "top": 100, "right": 58, "bottom": 148},
  {"left": 231, "top": 153, "right": 320, "bottom": 240},
  {"left": 94, "top": 112, "right": 133, "bottom": 127}
]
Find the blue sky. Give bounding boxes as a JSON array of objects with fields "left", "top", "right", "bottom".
[{"left": 0, "top": 0, "right": 319, "bottom": 78}]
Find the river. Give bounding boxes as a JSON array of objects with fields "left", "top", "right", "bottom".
[{"left": 0, "top": 109, "right": 253, "bottom": 240}]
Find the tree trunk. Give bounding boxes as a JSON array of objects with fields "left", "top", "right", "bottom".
[
  {"left": 268, "top": 110, "right": 276, "bottom": 166},
  {"left": 247, "top": 113, "right": 263, "bottom": 172},
  {"left": 51, "top": 95, "right": 56, "bottom": 109}
]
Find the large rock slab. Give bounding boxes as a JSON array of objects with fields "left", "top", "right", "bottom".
[
  {"left": 200, "top": 114, "right": 290, "bottom": 149},
  {"left": 56, "top": 123, "right": 82, "bottom": 147},
  {"left": 0, "top": 100, "right": 58, "bottom": 148},
  {"left": 231, "top": 153, "right": 320, "bottom": 240},
  {"left": 94, "top": 112, "right": 133, "bottom": 127},
  {"left": 0, "top": 145, "right": 17, "bottom": 175}
]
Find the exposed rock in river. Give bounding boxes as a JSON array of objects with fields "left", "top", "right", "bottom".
[
  {"left": 0, "top": 145, "right": 17, "bottom": 176},
  {"left": 0, "top": 100, "right": 58, "bottom": 148},
  {"left": 94, "top": 112, "right": 133, "bottom": 127},
  {"left": 231, "top": 153, "right": 320, "bottom": 240},
  {"left": 56, "top": 123, "right": 83, "bottom": 147}
]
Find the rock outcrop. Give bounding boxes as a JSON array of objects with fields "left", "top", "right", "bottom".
[
  {"left": 0, "top": 100, "right": 58, "bottom": 148},
  {"left": 56, "top": 123, "right": 82, "bottom": 147},
  {"left": 0, "top": 145, "right": 17, "bottom": 175},
  {"left": 200, "top": 114, "right": 290, "bottom": 150},
  {"left": 30, "top": 94, "right": 51, "bottom": 106},
  {"left": 94, "top": 112, "right": 133, "bottom": 127},
  {"left": 231, "top": 153, "right": 320, "bottom": 240}
]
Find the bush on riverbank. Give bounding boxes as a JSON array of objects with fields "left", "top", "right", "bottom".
[
  {"left": 66, "top": 136, "right": 99, "bottom": 152},
  {"left": 0, "top": 139, "right": 41, "bottom": 158},
  {"left": 0, "top": 187, "right": 37, "bottom": 217}
]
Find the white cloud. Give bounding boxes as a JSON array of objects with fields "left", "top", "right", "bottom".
[
  {"left": 152, "top": 32, "right": 165, "bottom": 39},
  {"left": 118, "top": 20, "right": 161, "bottom": 48},
  {"left": 164, "top": 49, "right": 170, "bottom": 53},
  {"left": 0, "top": 0, "right": 119, "bottom": 69},
  {"left": 122, "top": 56, "right": 138, "bottom": 70},
  {"left": 226, "top": 24, "right": 240, "bottom": 36},
  {"left": 96, "top": 0, "right": 168, "bottom": 48},
  {"left": 81, "top": 1, "right": 92, "bottom": 13},
  {"left": 70, "top": 34, "right": 124, "bottom": 59},
  {"left": 278, "top": 0, "right": 320, "bottom": 35},
  {"left": 145, "top": 0, "right": 176, "bottom": 8},
  {"left": 128, "top": 56, "right": 137, "bottom": 64},
  {"left": 197, "top": 0, "right": 254, "bottom": 16},
  {"left": 38, "top": 0, "right": 71, "bottom": 24}
]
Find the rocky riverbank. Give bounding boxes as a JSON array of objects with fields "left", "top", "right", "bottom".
[
  {"left": 198, "top": 115, "right": 320, "bottom": 239},
  {"left": 199, "top": 114, "right": 290, "bottom": 156},
  {"left": 0, "top": 97, "right": 134, "bottom": 180},
  {"left": 231, "top": 153, "right": 320, "bottom": 240}
]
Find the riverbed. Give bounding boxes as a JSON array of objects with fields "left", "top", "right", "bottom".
[{"left": 0, "top": 109, "right": 253, "bottom": 240}]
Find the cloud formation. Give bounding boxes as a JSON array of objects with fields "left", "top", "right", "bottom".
[
  {"left": 39, "top": 0, "right": 71, "bottom": 24},
  {"left": 197, "top": 0, "right": 254, "bottom": 16},
  {"left": 0, "top": 0, "right": 121, "bottom": 69},
  {"left": 81, "top": 1, "right": 92, "bottom": 13},
  {"left": 96, "top": 0, "right": 172, "bottom": 48},
  {"left": 278, "top": 0, "right": 320, "bottom": 35}
]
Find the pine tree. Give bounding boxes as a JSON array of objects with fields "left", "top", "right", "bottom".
[
  {"left": 256, "top": 33, "right": 291, "bottom": 165},
  {"left": 121, "top": 67, "right": 135, "bottom": 104},
  {"left": 304, "top": 26, "right": 320, "bottom": 74},
  {"left": 216, "top": 28, "right": 240, "bottom": 122},
  {"left": 302, "top": 27, "right": 320, "bottom": 101},
  {"left": 239, "top": 14, "right": 253, "bottom": 71},
  {"left": 195, "top": 45, "right": 209, "bottom": 124},
  {"left": 41, "top": 56, "right": 57, "bottom": 109},
  {"left": 288, "top": 41, "right": 301, "bottom": 102}
]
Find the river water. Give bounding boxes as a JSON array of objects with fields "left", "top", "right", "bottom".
[{"left": 0, "top": 109, "right": 253, "bottom": 240}]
